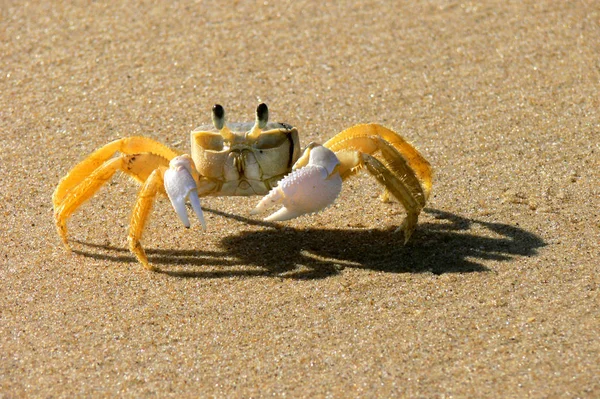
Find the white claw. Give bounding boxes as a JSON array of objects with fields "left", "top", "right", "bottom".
[
  {"left": 164, "top": 156, "right": 206, "bottom": 230},
  {"left": 252, "top": 145, "right": 342, "bottom": 221}
]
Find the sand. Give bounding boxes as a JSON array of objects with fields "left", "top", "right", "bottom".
[{"left": 1, "top": 1, "right": 599, "bottom": 397}]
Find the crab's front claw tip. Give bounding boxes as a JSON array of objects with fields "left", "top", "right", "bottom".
[
  {"left": 249, "top": 205, "right": 265, "bottom": 217},
  {"left": 164, "top": 157, "right": 206, "bottom": 230},
  {"left": 188, "top": 190, "right": 206, "bottom": 231},
  {"left": 251, "top": 186, "right": 307, "bottom": 221},
  {"left": 253, "top": 146, "right": 343, "bottom": 222}
]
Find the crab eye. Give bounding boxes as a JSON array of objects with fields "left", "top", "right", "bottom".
[
  {"left": 256, "top": 103, "right": 268, "bottom": 129},
  {"left": 212, "top": 104, "right": 225, "bottom": 130}
]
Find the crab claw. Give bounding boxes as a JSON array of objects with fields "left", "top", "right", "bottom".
[
  {"left": 164, "top": 155, "right": 206, "bottom": 230},
  {"left": 252, "top": 145, "right": 342, "bottom": 221}
]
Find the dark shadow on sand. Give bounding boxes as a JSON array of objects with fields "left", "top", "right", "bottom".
[{"left": 72, "top": 208, "right": 546, "bottom": 279}]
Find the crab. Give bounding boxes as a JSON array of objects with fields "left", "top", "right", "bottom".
[{"left": 53, "top": 104, "right": 432, "bottom": 271}]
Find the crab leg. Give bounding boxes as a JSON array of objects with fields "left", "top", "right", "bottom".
[
  {"left": 324, "top": 123, "right": 432, "bottom": 200},
  {"left": 129, "top": 155, "right": 208, "bottom": 271},
  {"left": 54, "top": 153, "right": 170, "bottom": 248},
  {"left": 127, "top": 168, "right": 165, "bottom": 271},
  {"left": 53, "top": 136, "right": 179, "bottom": 208},
  {"left": 361, "top": 152, "right": 421, "bottom": 242},
  {"left": 324, "top": 123, "right": 432, "bottom": 242},
  {"left": 251, "top": 144, "right": 343, "bottom": 221}
]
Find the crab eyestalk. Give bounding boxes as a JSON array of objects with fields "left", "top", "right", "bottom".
[
  {"left": 212, "top": 104, "right": 225, "bottom": 129},
  {"left": 256, "top": 103, "right": 269, "bottom": 129},
  {"left": 248, "top": 103, "right": 269, "bottom": 140},
  {"left": 213, "top": 104, "right": 235, "bottom": 142}
]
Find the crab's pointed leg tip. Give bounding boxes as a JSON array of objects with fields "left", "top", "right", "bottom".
[
  {"left": 59, "top": 240, "right": 72, "bottom": 252},
  {"left": 57, "top": 230, "right": 70, "bottom": 250},
  {"left": 149, "top": 265, "right": 159, "bottom": 272},
  {"left": 142, "top": 262, "right": 158, "bottom": 272},
  {"left": 395, "top": 220, "right": 414, "bottom": 244},
  {"left": 54, "top": 220, "right": 72, "bottom": 251}
]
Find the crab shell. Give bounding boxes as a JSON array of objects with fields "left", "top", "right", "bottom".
[{"left": 191, "top": 122, "right": 301, "bottom": 196}]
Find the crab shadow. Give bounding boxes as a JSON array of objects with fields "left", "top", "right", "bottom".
[{"left": 73, "top": 208, "right": 546, "bottom": 279}]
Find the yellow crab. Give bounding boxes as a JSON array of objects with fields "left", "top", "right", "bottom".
[{"left": 53, "top": 104, "right": 432, "bottom": 271}]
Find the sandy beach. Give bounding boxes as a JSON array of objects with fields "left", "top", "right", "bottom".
[{"left": 1, "top": 1, "right": 599, "bottom": 397}]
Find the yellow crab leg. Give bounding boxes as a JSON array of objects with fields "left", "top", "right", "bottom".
[
  {"left": 324, "top": 123, "right": 432, "bottom": 242},
  {"left": 323, "top": 123, "right": 432, "bottom": 201},
  {"left": 128, "top": 155, "right": 209, "bottom": 271},
  {"left": 127, "top": 168, "right": 166, "bottom": 271},
  {"left": 53, "top": 136, "right": 179, "bottom": 208},
  {"left": 332, "top": 150, "right": 423, "bottom": 243},
  {"left": 373, "top": 137, "right": 429, "bottom": 208},
  {"left": 361, "top": 154, "right": 421, "bottom": 242},
  {"left": 54, "top": 153, "right": 170, "bottom": 248}
]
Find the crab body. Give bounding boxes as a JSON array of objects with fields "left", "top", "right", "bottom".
[
  {"left": 191, "top": 122, "right": 300, "bottom": 196},
  {"left": 53, "top": 104, "right": 432, "bottom": 271}
]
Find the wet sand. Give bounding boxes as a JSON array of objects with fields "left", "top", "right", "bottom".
[{"left": 1, "top": 1, "right": 599, "bottom": 397}]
